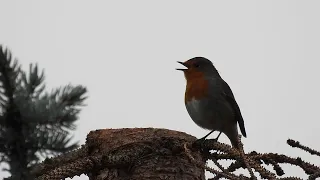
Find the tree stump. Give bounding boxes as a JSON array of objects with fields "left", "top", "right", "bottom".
[{"left": 85, "top": 128, "right": 205, "bottom": 180}]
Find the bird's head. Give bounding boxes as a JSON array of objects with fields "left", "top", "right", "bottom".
[{"left": 176, "top": 57, "right": 220, "bottom": 81}]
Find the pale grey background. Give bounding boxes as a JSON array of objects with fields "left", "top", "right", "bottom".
[{"left": 0, "top": 1, "right": 320, "bottom": 179}]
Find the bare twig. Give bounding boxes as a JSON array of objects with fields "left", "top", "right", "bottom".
[
  {"left": 287, "top": 139, "right": 320, "bottom": 157},
  {"left": 237, "top": 135, "right": 257, "bottom": 179}
]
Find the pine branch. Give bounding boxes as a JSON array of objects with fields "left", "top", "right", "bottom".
[
  {"left": 0, "top": 46, "right": 88, "bottom": 179},
  {"left": 0, "top": 136, "right": 5, "bottom": 153},
  {"left": 58, "top": 85, "right": 87, "bottom": 106},
  {"left": 0, "top": 46, "right": 21, "bottom": 127},
  {"left": 287, "top": 139, "right": 320, "bottom": 157},
  {"left": 20, "top": 63, "right": 45, "bottom": 98},
  {"left": 44, "top": 132, "right": 78, "bottom": 152},
  {"left": 21, "top": 85, "right": 87, "bottom": 129},
  {"left": 0, "top": 46, "right": 30, "bottom": 180}
]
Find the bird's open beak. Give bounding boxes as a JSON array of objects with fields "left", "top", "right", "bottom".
[{"left": 176, "top": 61, "right": 188, "bottom": 71}]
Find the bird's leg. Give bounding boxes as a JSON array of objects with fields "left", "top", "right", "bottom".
[
  {"left": 199, "top": 130, "right": 222, "bottom": 143},
  {"left": 194, "top": 130, "right": 215, "bottom": 149},
  {"left": 195, "top": 130, "right": 222, "bottom": 149},
  {"left": 201, "top": 130, "right": 215, "bottom": 140},
  {"left": 213, "top": 131, "right": 222, "bottom": 142}
]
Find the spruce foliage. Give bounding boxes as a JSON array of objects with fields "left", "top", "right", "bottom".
[{"left": 0, "top": 46, "right": 87, "bottom": 180}]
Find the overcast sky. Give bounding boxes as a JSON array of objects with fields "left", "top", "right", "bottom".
[{"left": 1, "top": 1, "right": 320, "bottom": 179}]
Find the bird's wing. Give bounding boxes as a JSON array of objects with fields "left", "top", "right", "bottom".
[{"left": 221, "top": 79, "right": 247, "bottom": 137}]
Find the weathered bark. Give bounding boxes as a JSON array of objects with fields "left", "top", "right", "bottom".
[{"left": 86, "top": 128, "right": 205, "bottom": 180}]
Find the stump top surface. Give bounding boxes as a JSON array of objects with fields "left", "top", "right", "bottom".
[{"left": 86, "top": 128, "right": 197, "bottom": 154}]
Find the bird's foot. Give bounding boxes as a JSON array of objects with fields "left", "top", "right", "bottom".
[
  {"left": 192, "top": 130, "right": 219, "bottom": 151},
  {"left": 212, "top": 137, "right": 219, "bottom": 142},
  {"left": 193, "top": 136, "right": 220, "bottom": 151},
  {"left": 193, "top": 137, "right": 207, "bottom": 151}
]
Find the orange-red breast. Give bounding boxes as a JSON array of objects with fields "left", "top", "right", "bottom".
[{"left": 177, "top": 57, "right": 247, "bottom": 148}]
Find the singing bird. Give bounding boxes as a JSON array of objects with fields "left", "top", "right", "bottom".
[{"left": 177, "top": 57, "right": 247, "bottom": 148}]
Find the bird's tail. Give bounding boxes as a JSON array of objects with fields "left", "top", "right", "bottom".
[
  {"left": 230, "top": 136, "right": 241, "bottom": 149},
  {"left": 225, "top": 125, "right": 242, "bottom": 149}
]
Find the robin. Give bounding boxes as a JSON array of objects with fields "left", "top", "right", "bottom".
[{"left": 176, "top": 57, "right": 247, "bottom": 148}]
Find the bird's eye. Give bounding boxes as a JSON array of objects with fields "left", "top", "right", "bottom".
[{"left": 194, "top": 64, "right": 200, "bottom": 68}]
